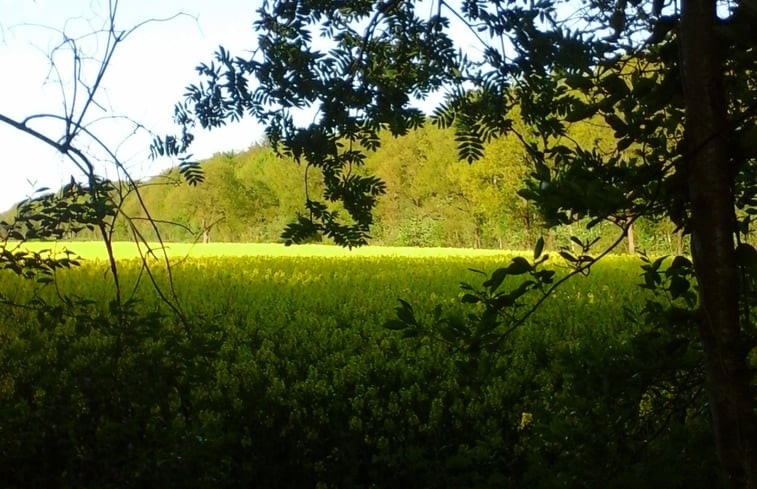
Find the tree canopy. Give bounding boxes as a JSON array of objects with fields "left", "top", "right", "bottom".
[
  {"left": 160, "top": 0, "right": 757, "bottom": 486},
  {"left": 29, "top": 125, "right": 687, "bottom": 251}
]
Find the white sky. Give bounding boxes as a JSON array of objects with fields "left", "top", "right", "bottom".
[{"left": 0, "top": 0, "right": 266, "bottom": 212}]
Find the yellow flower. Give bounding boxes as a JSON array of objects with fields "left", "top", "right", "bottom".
[{"left": 519, "top": 411, "right": 533, "bottom": 431}]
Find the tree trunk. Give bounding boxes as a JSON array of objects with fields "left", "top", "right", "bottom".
[
  {"left": 680, "top": 1, "right": 757, "bottom": 487},
  {"left": 626, "top": 218, "right": 635, "bottom": 255},
  {"left": 202, "top": 217, "right": 210, "bottom": 244}
]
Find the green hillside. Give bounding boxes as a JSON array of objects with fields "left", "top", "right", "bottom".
[{"left": 12, "top": 123, "right": 684, "bottom": 254}]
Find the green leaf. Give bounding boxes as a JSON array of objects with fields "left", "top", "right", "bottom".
[
  {"left": 507, "top": 256, "right": 532, "bottom": 275},
  {"left": 395, "top": 299, "right": 417, "bottom": 325},
  {"left": 493, "top": 293, "right": 516, "bottom": 308},
  {"left": 533, "top": 236, "right": 545, "bottom": 260},
  {"left": 461, "top": 293, "right": 481, "bottom": 304},
  {"left": 384, "top": 319, "right": 408, "bottom": 330},
  {"left": 617, "top": 137, "right": 633, "bottom": 151},
  {"left": 652, "top": 256, "right": 668, "bottom": 271},
  {"left": 560, "top": 251, "right": 577, "bottom": 263},
  {"left": 565, "top": 75, "right": 595, "bottom": 90},
  {"left": 178, "top": 158, "right": 205, "bottom": 186},
  {"left": 440, "top": 324, "right": 461, "bottom": 343},
  {"left": 535, "top": 269, "right": 556, "bottom": 284},
  {"left": 670, "top": 255, "right": 692, "bottom": 270},
  {"left": 604, "top": 113, "right": 628, "bottom": 135},
  {"left": 483, "top": 268, "right": 509, "bottom": 292},
  {"left": 669, "top": 275, "right": 690, "bottom": 300},
  {"left": 565, "top": 102, "right": 598, "bottom": 122},
  {"left": 601, "top": 73, "right": 629, "bottom": 98}
]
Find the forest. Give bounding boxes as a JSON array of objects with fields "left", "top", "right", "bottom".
[{"left": 37, "top": 120, "right": 684, "bottom": 254}]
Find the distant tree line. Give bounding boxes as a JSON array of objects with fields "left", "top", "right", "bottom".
[{"left": 6, "top": 122, "right": 686, "bottom": 253}]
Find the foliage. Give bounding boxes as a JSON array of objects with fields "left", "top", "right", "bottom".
[
  {"left": 2, "top": 0, "right": 755, "bottom": 485},
  {"left": 0, "top": 254, "right": 720, "bottom": 488},
  {"left": 158, "top": 2, "right": 462, "bottom": 246},
  {"left": 158, "top": 0, "right": 757, "bottom": 485},
  {"left": 70, "top": 132, "right": 689, "bottom": 253}
]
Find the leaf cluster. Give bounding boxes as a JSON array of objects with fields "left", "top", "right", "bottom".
[{"left": 158, "top": 1, "right": 464, "bottom": 246}]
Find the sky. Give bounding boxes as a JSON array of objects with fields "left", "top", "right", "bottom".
[
  {"left": 0, "top": 0, "right": 267, "bottom": 212},
  {"left": 0, "top": 0, "right": 491, "bottom": 214}
]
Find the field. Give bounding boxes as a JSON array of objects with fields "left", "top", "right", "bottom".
[
  {"left": 0, "top": 243, "right": 716, "bottom": 488},
  {"left": 5, "top": 242, "right": 644, "bottom": 337},
  {"left": 18, "top": 240, "right": 524, "bottom": 259}
]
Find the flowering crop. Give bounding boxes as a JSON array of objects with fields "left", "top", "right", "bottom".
[{"left": 0, "top": 248, "right": 713, "bottom": 488}]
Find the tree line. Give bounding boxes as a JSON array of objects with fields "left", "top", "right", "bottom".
[{"left": 31, "top": 121, "right": 678, "bottom": 253}]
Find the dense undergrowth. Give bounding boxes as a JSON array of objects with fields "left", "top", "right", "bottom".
[{"left": 0, "top": 255, "right": 718, "bottom": 488}]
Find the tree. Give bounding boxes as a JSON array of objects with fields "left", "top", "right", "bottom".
[
  {"left": 365, "top": 125, "right": 458, "bottom": 245},
  {"left": 162, "top": 0, "right": 757, "bottom": 486},
  {"left": 234, "top": 145, "right": 310, "bottom": 240},
  {"left": 0, "top": 0, "right": 192, "bottom": 319},
  {"left": 443, "top": 127, "right": 535, "bottom": 247}
]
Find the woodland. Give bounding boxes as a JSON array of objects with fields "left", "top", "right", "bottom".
[{"left": 28, "top": 121, "right": 685, "bottom": 253}]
